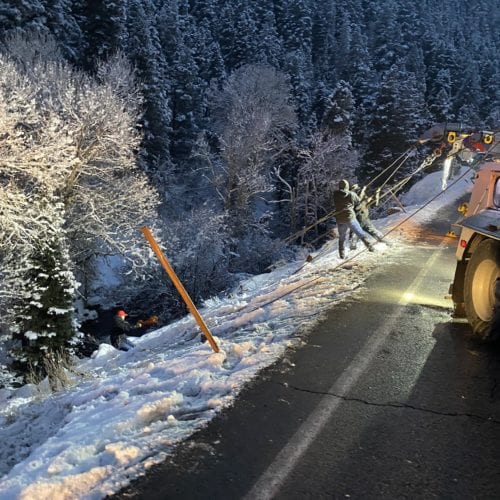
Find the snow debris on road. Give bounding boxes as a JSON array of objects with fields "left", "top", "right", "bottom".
[{"left": 0, "top": 169, "right": 471, "bottom": 499}]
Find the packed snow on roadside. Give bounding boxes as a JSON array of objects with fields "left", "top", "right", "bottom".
[{"left": 0, "top": 168, "right": 472, "bottom": 499}]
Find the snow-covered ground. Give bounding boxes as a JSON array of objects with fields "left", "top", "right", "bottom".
[{"left": 0, "top": 168, "right": 473, "bottom": 500}]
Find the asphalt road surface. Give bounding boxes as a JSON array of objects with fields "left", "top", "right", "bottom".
[{"left": 115, "top": 201, "right": 500, "bottom": 500}]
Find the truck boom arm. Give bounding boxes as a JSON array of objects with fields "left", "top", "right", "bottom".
[{"left": 417, "top": 123, "right": 499, "bottom": 189}]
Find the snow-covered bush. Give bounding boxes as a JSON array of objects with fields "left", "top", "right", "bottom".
[{"left": 122, "top": 206, "right": 234, "bottom": 322}]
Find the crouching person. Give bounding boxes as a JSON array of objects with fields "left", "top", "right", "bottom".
[{"left": 110, "top": 309, "right": 144, "bottom": 351}]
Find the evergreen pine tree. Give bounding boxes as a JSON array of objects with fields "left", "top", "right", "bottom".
[
  {"left": 217, "top": 0, "right": 259, "bottom": 69},
  {"left": 170, "top": 38, "right": 202, "bottom": 161},
  {"left": 7, "top": 197, "right": 78, "bottom": 382},
  {"left": 455, "top": 62, "right": 482, "bottom": 125},
  {"left": 254, "top": 3, "right": 283, "bottom": 68},
  {"left": 311, "top": 1, "right": 335, "bottom": 85},
  {"left": 345, "top": 22, "right": 378, "bottom": 148},
  {"left": 362, "top": 65, "right": 427, "bottom": 183},
  {"left": 484, "top": 66, "right": 500, "bottom": 127},
  {"left": 42, "top": 0, "right": 83, "bottom": 62},
  {"left": 190, "top": 0, "right": 218, "bottom": 29},
  {"left": 192, "top": 21, "right": 225, "bottom": 84},
  {"left": 156, "top": 2, "right": 206, "bottom": 163},
  {"left": 75, "top": 0, "right": 126, "bottom": 70},
  {"left": 423, "top": 37, "right": 461, "bottom": 123},
  {"left": 0, "top": 0, "right": 45, "bottom": 36},
  {"left": 125, "top": 0, "right": 172, "bottom": 172},
  {"left": 281, "top": 0, "right": 312, "bottom": 55},
  {"left": 272, "top": 0, "right": 288, "bottom": 40},
  {"left": 428, "top": 68, "right": 453, "bottom": 122},
  {"left": 322, "top": 80, "right": 354, "bottom": 143},
  {"left": 334, "top": 4, "right": 351, "bottom": 78},
  {"left": 216, "top": 2, "right": 238, "bottom": 69},
  {"left": 283, "top": 48, "right": 314, "bottom": 133},
  {"left": 366, "top": 0, "right": 399, "bottom": 73}
]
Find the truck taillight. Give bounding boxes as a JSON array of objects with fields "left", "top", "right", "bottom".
[{"left": 460, "top": 239, "right": 467, "bottom": 248}]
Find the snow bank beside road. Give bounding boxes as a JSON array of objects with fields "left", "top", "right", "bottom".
[
  {"left": 0, "top": 170, "right": 472, "bottom": 499},
  {"left": 401, "top": 166, "right": 473, "bottom": 208}
]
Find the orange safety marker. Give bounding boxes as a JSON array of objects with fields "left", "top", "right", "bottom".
[{"left": 141, "top": 227, "right": 220, "bottom": 353}]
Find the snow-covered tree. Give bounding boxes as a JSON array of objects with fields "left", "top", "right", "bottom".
[
  {"left": 283, "top": 49, "right": 314, "bottom": 132},
  {"left": 2, "top": 197, "right": 78, "bottom": 380},
  {"left": 428, "top": 68, "right": 453, "bottom": 122},
  {"left": 125, "top": 0, "right": 172, "bottom": 174},
  {"left": 158, "top": 6, "right": 203, "bottom": 163},
  {"left": 362, "top": 65, "right": 428, "bottom": 183},
  {"left": 484, "top": 66, "right": 500, "bottom": 127},
  {"left": 293, "top": 131, "right": 358, "bottom": 239},
  {"left": 204, "top": 64, "right": 296, "bottom": 272},
  {"left": 191, "top": 20, "right": 225, "bottom": 85},
  {"left": 311, "top": 1, "right": 336, "bottom": 85},
  {"left": 322, "top": 80, "right": 355, "bottom": 142},
  {"left": 0, "top": 0, "right": 45, "bottom": 35},
  {"left": 253, "top": 2, "right": 283, "bottom": 68},
  {"left": 281, "top": 0, "right": 312, "bottom": 55},
  {"left": 75, "top": 0, "right": 126, "bottom": 69},
  {"left": 368, "top": 1, "right": 399, "bottom": 74},
  {"left": 209, "top": 65, "right": 296, "bottom": 228},
  {"left": 0, "top": 34, "right": 159, "bottom": 376},
  {"left": 333, "top": 4, "right": 352, "bottom": 78}
]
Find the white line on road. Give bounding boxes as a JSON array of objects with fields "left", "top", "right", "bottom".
[{"left": 244, "top": 241, "right": 448, "bottom": 500}]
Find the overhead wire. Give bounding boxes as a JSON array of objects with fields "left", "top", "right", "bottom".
[
  {"left": 282, "top": 145, "right": 416, "bottom": 246},
  {"left": 287, "top": 147, "right": 426, "bottom": 269},
  {"left": 310, "top": 135, "right": 499, "bottom": 266}
]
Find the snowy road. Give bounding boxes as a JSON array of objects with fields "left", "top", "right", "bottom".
[{"left": 115, "top": 200, "right": 500, "bottom": 500}]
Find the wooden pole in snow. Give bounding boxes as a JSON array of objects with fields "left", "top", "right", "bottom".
[{"left": 141, "top": 227, "right": 220, "bottom": 353}]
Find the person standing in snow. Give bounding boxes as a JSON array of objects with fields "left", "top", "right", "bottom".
[
  {"left": 110, "top": 309, "right": 144, "bottom": 351},
  {"left": 332, "top": 179, "right": 375, "bottom": 259},
  {"left": 349, "top": 186, "right": 386, "bottom": 247}
]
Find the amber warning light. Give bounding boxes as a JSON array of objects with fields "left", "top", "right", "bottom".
[{"left": 460, "top": 239, "right": 468, "bottom": 248}]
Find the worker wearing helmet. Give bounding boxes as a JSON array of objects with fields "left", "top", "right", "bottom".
[{"left": 110, "top": 309, "right": 144, "bottom": 351}]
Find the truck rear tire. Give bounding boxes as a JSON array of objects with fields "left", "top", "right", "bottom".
[{"left": 463, "top": 239, "right": 500, "bottom": 337}]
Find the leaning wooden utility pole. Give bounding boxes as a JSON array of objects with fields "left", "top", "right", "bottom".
[{"left": 141, "top": 227, "right": 220, "bottom": 353}]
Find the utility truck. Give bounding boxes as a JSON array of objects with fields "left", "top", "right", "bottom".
[{"left": 419, "top": 123, "right": 500, "bottom": 337}]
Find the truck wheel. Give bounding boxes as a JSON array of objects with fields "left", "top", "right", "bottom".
[{"left": 463, "top": 239, "right": 500, "bottom": 337}]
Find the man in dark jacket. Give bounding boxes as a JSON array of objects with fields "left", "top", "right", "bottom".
[
  {"left": 333, "top": 179, "right": 374, "bottom": 259},
  {"left": 110, "top": 309, "right": 144, "bottom": 351}
]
